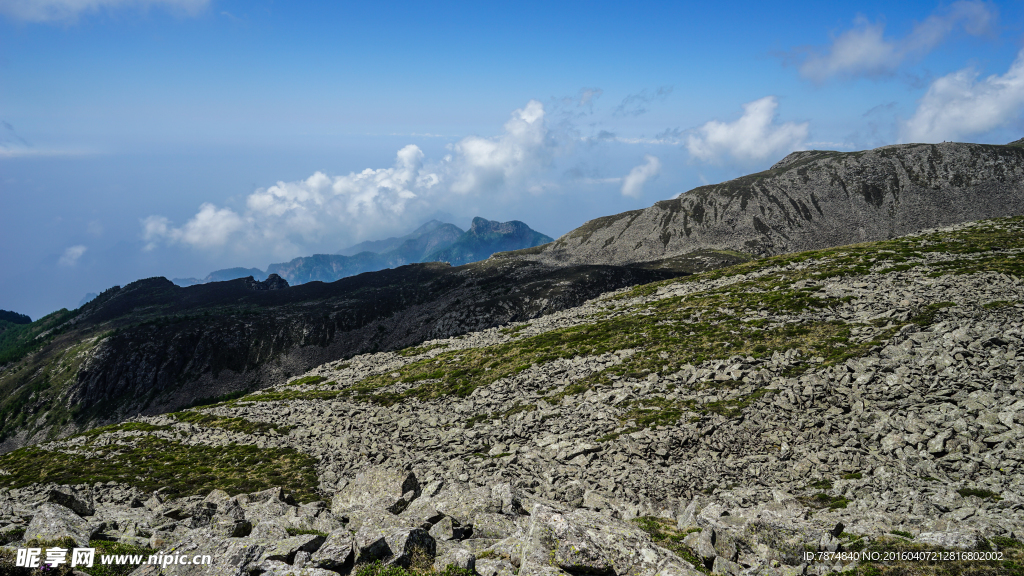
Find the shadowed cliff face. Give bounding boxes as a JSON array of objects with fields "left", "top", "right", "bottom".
[
  {"left": 525, "top": 142, "right": 1024, "bottom": 266},
  {"left": 0, "top": 254, "right": 744, "bottom": 452}
]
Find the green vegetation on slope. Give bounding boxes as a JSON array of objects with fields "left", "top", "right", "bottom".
[
  {"left": 307, "top": 216, "right": 1024, "bottom": 431},
  {"left": 0, "top": 423, "right": 320, "bottom": 503},
  {"left": 0, "top": 308, "right": 80, "bottom": 366}
]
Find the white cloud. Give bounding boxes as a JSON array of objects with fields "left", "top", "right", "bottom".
[
  {"left": 447, "top": 100, "right": 549, "bottom": 194},
  {"left": 142, "top": 101, "right": 555, "bottom": 257},
  {"left": 797, "top": 1, "right": 995, "bottom": 82},
  {"left": 686, "top": 96, "right": 808, "bottom": 164},
  {"left": 58, "top": 245, "right": 87, "bottom": 266},
  {"left": 620, "top": 156, "right": 661, "bottom": 198},
  {"left": 0, "top": 0, "right": 208, "bottom": 22},
  {"left": 903, "top": 48, "right": 1024, "bottom": 143},
  {"left": 142, "top": 204, "right": 245, "bottom": 251}
]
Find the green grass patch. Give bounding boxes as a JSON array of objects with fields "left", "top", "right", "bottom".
[
  {"left": 958, "top": 487, "right": 1002, "bottom": 501},
  {"left": 620, "top": 397, "right": 686, "bottom": 428},
  {"left": 499, "top": 324, "right": 530, "bottom": 336},
  {"left": 910, "top": 302, "right": 956, "bottom": 326},
  {"left": 354, "top": 558, "right": 472, "bottom": 576},
  {"left": 0, "top": 436, "right": 320, "bottom": 503},
  {"left": 463, "top": 413, "right": 490, "bottom": 428},
  {"left": 85, "top": 540, "right": 160, "bottom": 576},
  {"left": 632, "top": 516, "right": 709, "bottom": 574},
  {"left": 992, "top": 537, "right": 1024, "bottom": 550},
  {"left": 501, "top": 402, "right": 537, "bottom": 417},
  {"left": 799, "top": 492, "right": 850, "bottom": 509},
  {"left": 0, "top": 527, "right": 24, "bottom": 545}
]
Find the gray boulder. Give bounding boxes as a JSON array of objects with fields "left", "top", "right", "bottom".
[
  {"left": 914, "top": 531, "right": 981, "bottom": 549},
  {"left": 256, "top": 533, "right": 326, "bottom": 565},
  {"left": 433, "top": 539, "right": 476, "bottom": 572},
  {"left": 47, "top": 488, "right": 95, "bottom": 517},
  {"left": 332, "top": 467, "right": 420, "bottom": 516},
  {"left": 25, "top": 502, "right": 91, "bottom": 547},
  {"left": 519, "top": 503, "right": 694, "bottom": 576},
  {"left": 353, "top": 514, "right": 436, "bottom": 567},
  {"left": 308, "top": 528, "right": 356, "bottom": 573},
  {"left": 129, "top": 527, "right": 267, "bottom": 576}
]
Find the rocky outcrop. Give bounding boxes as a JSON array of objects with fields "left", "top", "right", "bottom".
[
  {"left": 425, "top": 218, "right": 553, "bottom": 267},
  {"left": 0, "top": 472, "right": 704, "bottom": 576},
  {"left": 0, "top": 256, "right": 703, "bottom": 452},
  {"left": 245, "top": 274, "right": 290, "bottom": 291},
  {"left": 0, "top": 218, "right": 1022, "bottom": 575},
  {"left": 525, "top": 141, "right": 1024, "bottom": 266}
]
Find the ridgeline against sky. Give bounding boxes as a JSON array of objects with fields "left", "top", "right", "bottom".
[{"left": 2, "top": 0, "right": 1024, "bottom": 318}]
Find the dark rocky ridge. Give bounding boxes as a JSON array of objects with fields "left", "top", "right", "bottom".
[
  {"left": 1, "top": 217, "right": 1022, "bottom": 576},
  {"left": 523, "top": 141, "right": 1024, "bottom": 266},
  {"left": 0, "top": 253, "right": 743, "bottom": 452},
  {"left": 264, "top": 218, "right": 550, "bottom": 285}
]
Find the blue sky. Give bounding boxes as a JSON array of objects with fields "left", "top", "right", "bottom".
[{"left": 2, "top": 0, "right": 1024, "bottom": 319}]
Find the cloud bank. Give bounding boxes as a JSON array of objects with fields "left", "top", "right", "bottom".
[
  {"left": 0, "top": 0, "right": 209, "bottom": 22},
  {"left": 58, "top": 245, "right": 87, "bottom": 266},
  {"left": 685, "top": 96, "right": 808, "bottom": 164},
  {"left": 621, "top": 156, "right": 661, "bottom": 198},
  {"left": 903, "top": 48, "right": 1024, "bottom": 143},
  {"left": 797, "top": 1, "right": 995, "bottom": 82},
  {"left": 142, "top": 101, "right": 553, "bottom": 257}
]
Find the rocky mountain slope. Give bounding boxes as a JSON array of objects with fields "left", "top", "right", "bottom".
[
  {"left": 266, "top": 218, "right": 551, "bottom": 286},
  {"left": 523, "top": 141, "right": 1024, "bottom": 266},
  {"left": 172, "top": 268, "right": 268, "bottom": 288},
  {"left": 266, "top": 222, "right": 466, "bottom": 285},
  {"left": 425, "top": 218, "right": 553, "bottom": 267},
  {"left": 0, "top": 216, "right": 1020, "bottom": 576},
  {"left": 0, "top": 253, "right": 730, "bottom": 453},
  {"left": 337, "top": 220, "right": 465, "bottom": 257}
]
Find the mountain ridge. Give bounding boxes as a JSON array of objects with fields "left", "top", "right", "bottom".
[
  {"left": 0, "top": 253, "right": 726, "bottom": 452},
  {"left": 425, "top": 217, "right": 553, "bottom": 266},
  {"left": 0, "top": 215, "right": 1021, "bottom": 576},
  {"left": 172, "top": 217, "right": 550, "bottom": 288},
  {"left": 518, "top": 141, "right": 1024, "bottom": 266}
]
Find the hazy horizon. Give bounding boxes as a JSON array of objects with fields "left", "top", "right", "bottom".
[{"left": 3, "top": 0, "right": 1024, "bottom": 319}]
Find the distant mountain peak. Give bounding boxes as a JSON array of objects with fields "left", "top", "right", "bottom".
[
  {"left": 426, "top": 217, "right": 552, "bottom": 266},
  {"left": 337, "top": 220, "right": 465, "bottom": 257},
  {"left": 468, "top": 216, "right": 529, "bottom": 235}
]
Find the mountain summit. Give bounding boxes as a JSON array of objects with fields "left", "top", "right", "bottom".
[
  {"left": 266, "top": 217, "right": 551, "bottom": 284},
  {"left": 336, "top": 219, "right": 463, "bottom": 258},
  {"left": 425, "top": 217, "right": 553, "bottom": 266},
  {"left": 523, "top": 140, "right": 1024, "bottom": 266}
]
